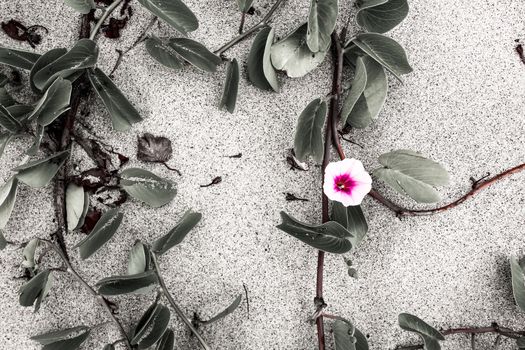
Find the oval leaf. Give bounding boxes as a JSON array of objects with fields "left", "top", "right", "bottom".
[
  {"left": 19, "top": 269, "right": 51, "bottom": 308},
  {"left": 74, "top": 208, "right": 123, "bottom": 259},
  {"left": 63, "top": 0, "right": 96, "bottom": 14},
  {"left": 271, "top": 23, "right": 328, "bottom": 78},
  {"left": 373, "top": 150, "right": 449, "bottom": 203},
  {"left": 307, "top": 0, "right": 338, "bottom": 52},
  {"left": 131, "top": 302, "right": 171, "bottom": 348},
  {"left": 0, "top": 104, "right": 23, "bottom": 133},
  {"left": 96, "top": 270, "right": 158, "bottom": 296},
  {"left": 168, "top": 38, "right": 221, "bottom": 72},
  {"left": 332, "top": 202, "right": 368, "bottom": 247},
  {"left": 333, "top": 319, "right": 357, "bottom": 350},
  {"left": 145, "top": 36, "right": 183, "bottom": 70},
  {"left": 66, "top": 183, "right": 86, "bottom": 231},
  {"left": 152, "top": 210, "right": 201, "bottom": 255},
  {"left": 30, "top": 48, "right": 67, "bottom": 92},
  {"left": 294, "top": 98, "right": 327, "bottom": 163},
  {"left": 247, "top": 26, "right": 279, "bottom": 91},
  {"left": 14, "top": 150, "right": 69, "bottom": 188},
  {"left": 276, "top": 211, "right": 353, "bottom": 254},
  {"left": 219, "top": 58, "right": 240, "bottom": 113},
  {"left": 28, "top": 77, "right": 72, "bottom": 126},
  {"left": 156, "top": 329, "right": 175, "bottom": 350},
  {"left": 356, "top": 0, "right": 409, "bottom": 33},
  {"left": 88, "top": 68, "right": 143, "bottom": 131},
  {"left": 0, "top": 46, "right": 40, "bottom": 70},
  {"left": 511, "top": 257, "right": 525, "bottom": 312},
  {"left": 398, "top": 313, "right": 444, "bottom": 350},
  {"left": 138, "top": 0, "right": 198, "bottom": 34},
  {"left": 31, "top": 326, "right": 90, "bottom": 345},
  {"left": 351, "top": 33, "right": 412, "bottom": 81},
  {"left": 120, "top": 168, "right": 177, "bottom": 207},
  {"left": 128, "top": 241, "right": 151, "bottom": 275}
]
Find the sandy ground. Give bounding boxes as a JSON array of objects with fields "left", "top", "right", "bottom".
[{"left": 0, "top": 0, "right": 524, "bottom": 349}]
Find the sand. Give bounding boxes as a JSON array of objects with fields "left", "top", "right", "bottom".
[{"left": 0, "top": 0, "right": 524, "bottom": 349}]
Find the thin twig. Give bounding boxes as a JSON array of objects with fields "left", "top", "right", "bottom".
[
  {"left": 238, "top": 12, "right": 246, "bottom": 34},
  {"left": 151, "top": 253, "right": 211, "bottom": 350}
]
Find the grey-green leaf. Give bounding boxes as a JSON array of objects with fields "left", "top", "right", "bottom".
[
  {"left": 510, "top": 257, "right": 525, "bottom": 312},
  {"left": 344, "top": 56, "right": 387, "bottom": 128},
  {"left": 14, "top": 150, "right": 69, "bottom": 188},
  {"left": 200, "top": 294, "right": 242, "bottom": 325},
  {"left": 307, "top": 0, "right": 338, "bottom": 52},
  {"left": 271, "top": 23, "right": 328, "bottom": 78},
  {"left": 31, "top": 326, "right": 90, "bottom": 345},
  {"left": 131, "top": 302, "right": 171, "bottom": 348},
  {"left": 22, "top": 238, "right": 39, "bottom": 270},
  {"left": 74, "top": 208, "right": 123, "bottom": 259},
  {"left": 145, "top": 36, "right": 183, "bottom": 70},
  {"left": 152, "top": 210, "right": 201, "bottom": 255},
  {"left": 332, "top": 202, "right": 368, "bottom": 247},
  {"left": 138, "top": 0, "right": 198, "bottom": 34},
  {"left": 237, "top": 0, "right": 254, "bottom": 12},
  {"left": 373, "top": 150, "right": 449, "bottom": 203},
  {"left": 293, "top": 98, "right": 327, "bottom": 163},
  {"left": 356, "top": 0, "right": 409, "bottom": 33},
  {"left": 128, "top": 241, "right": 151, "bottom": 275},
  {"left": 0, "top": 46, "right": 40, "bottom": 70},
  {"left": 398, "top": 313, "right": 444, "bottom": 350},
  {"left": 0, "top": 132, "right": 13, "bottom": 159},
  {"left": 120, "top": 168, "right": 177, "bottom": 207},
  {"left": 219, "top": 58, "right": 240, "bottom": 113},
  {"left": 0, "top": 231, "right": 7, "bottom": 250},
  {"left": 63, "top": 0, "right": 96, "bottom": 14},
  {"left": 0, "top": 104, "right": 23, "bottom": 133},
  {"left": 276, "top": 211, "right": 353, "bottom": 254},
  {"left": 40, "top": 331, "right": 90, "bottom": 350},
  {"left": 30, "top": 48, "right": 67, "bottom": 93},
  {"left": 341, "top": 56, "right": 367, "bottom": 126},
  {"left": 65, "top": 183, "right": 86, "bottom": 231},
  {"left": 351, "top": 33, "right": 412, "bottom": 81},
  {"left": 156, "top": 329, "right": 174, "bottom": 350},
  {"left": 0, "top": 87, "right": 16, "bottom": 106},
  {"left": 96, "top": 270, "right": 158, "bottom": 296},
  {"left": 88, "top": 68, "right": 143, "bottom": 131},
  {"left": 0, "top": 177, "right": 18, "bottom": 229},
  {"left": 333, "top": 319, "right": 357, "bottom": 350},
  {"left": 33, "top": 39, "right": 98, "bottom": 90},
  {"left": 28, "top": 77, "right": 72, "bottom": 126},
  {"left": 247, "top": 27, "right": 279, "bottom": 91},
  {"left": 168, "top": 38, "right": 222, "bottom": 72},
  {"left": 517, "top": 337, "right": 525, "bottom": 349},
  {"left": 354, "top": 327, "right": 369, "bottom": 350},
  {"left": 19, "top": 269, "right": 51, "bottom": 308}
]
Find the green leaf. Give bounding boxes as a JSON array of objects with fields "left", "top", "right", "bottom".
[
  {"left": 66, "top": 184, "right": 87, "bottom": 231},
  {"left": 26, "top": 124, "right": 45, "bottom": 156},
  {"left": 120, "top": 168, "right": 177, "bottom": 207},
  {"left": 33, "top": 39, "right": 98, "bottom": 90},
  {"left": 22, "top": 238, "right": 39, "bottom": 270},
  {"left": 237, "top": 0, "right": 254, "bottom": 12},
  {"left": 0, "top": 73, "right": 7, "bottom": 86},
  {"left": 0, "top": 177, "right": 18, "bottom": 229},
  {"left": 74, "top": 208, "right": 123, "bottom": 259},
  {"left": 138, "top": 0, "right": 198, "bottom": 34},
  {"left": 356, "top": 0, "right": 409, "bottom": 33},
  {"left": 354, "top": 327, "right": 369, "bottom": 350},
  {"left": 333, "top": 319, "right": 357, "bottom": 350},
  {"left": 343, "top": 56, "right": 387, "bottom": 128},
  {"left": 200, "top": 294, "right": 242, "bottom": 325},
  {"left": 276, "top": 211, "right": 353, "bottom": 254},
  {"left": 332, "top": 202, "right": 368, "bottom": 247},
  {"left": 97, "top": 270, "right": 158, "bottom": 296},
  {"left": 0, "top": 132, "right": 13, "bottom": 159},
  {"left": 30, "top": 48, "right": 67, "bottom": 93},
  {"left": 14, "top": 150, "right": 69, "bottom": 188},
  {"left": 128, "top": 241, "right": 151, "bottom": 275},
  {"left": 28, "top": 77, "right": 72, "bottom": 126},
  {"left": 0, "top": 104, "right": 23, "bottom": 133},
  {"left": 155, "top": 329, "right": 174, "bottom": 350},
  {"left": 87, "top": 68, "right": 143, "bottom": 131},
  {"left": 271, "top": 23, "right": 328, "bottom": 78},
  {"left": 131, "top": 302, "right": 171, "bottom": 349},
  {"left": 293, "top": 98, "right": 327, "bottom": 163},
  {"left": 63, "top": 0, "right": 96, "bottom": 14},
  {"left": 219, "top": 58, "right": 240, "bottom": 113},
  {"left": 19, "top": 269, "right": 51, "bottom": 308},
  {"left": 152, "top": 210, "right": 201, "bottom": 255},
  {"left": 0, "top": 46, "right": 40, "bottom": 70},
  {"left": 0, "top": 87, "right": 16, "bottom": 106},
  {"left": 168, "top": 38, "right": 221, "bottom": 72},
  {"left": 31, "top": 326, "right": 90, "bottom": 345},
  {"left": 7, "top": 104, "right": 33, "bottom": 121},
  {"left": 247, "top": 26, "right": 279, "bottom": 91},
  {"left": 510, "top": 257, "right": 525, "bottom": 312},
  {"left": 145, "top": 36, "right": 183, "bottom": 70},
  {"left": 517, "top": 337, "right": 525, "bottom": 349},
  {"left": 398, "top": 313, "right": 444, "bottom": 350},
  {"left": 39, "top": 330, "right": 90, "bottom": 350},
  {"left": 307, "top": 0, "right": 338, "bottom": 52},
  {"left": 0, "top": 231, "right": 7, "bottom": 250},
  {"left": 351, "top": 33, "right": 412, "bottom": 81},
  {"left": 373, "top": 150, "right": 449, "bottom": 203}
]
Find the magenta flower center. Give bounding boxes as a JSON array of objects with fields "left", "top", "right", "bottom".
[{"left": 333, "top": 174, "right": 356, "bottom": 194}]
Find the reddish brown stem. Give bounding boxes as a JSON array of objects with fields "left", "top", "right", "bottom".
[{"left": 369, "top": 162, "right": 525, "bottom": 217}]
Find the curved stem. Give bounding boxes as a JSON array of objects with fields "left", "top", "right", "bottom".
[
  {"left": 369, "top": 162, "right": 525, "bottom": 217},
  {"left": 214, "top": 0, "right": 285, "bottom": 55},
  {"left": 43, "top": 240, "right": 132, "bottom": 349},
  {"left": 89, "top": 0, "right": 125, "bottom": 40},
  {"left": 151, "top": 253, "right": 211, "bottom": 350}
]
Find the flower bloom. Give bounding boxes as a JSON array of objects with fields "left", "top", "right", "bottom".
[{"left": 323, "top": 158, "right": 372, "bottom": 207}]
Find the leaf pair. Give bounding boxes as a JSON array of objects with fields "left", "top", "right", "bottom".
[
  {"left": 31, "top": 326, "right": 90, "bottom": 350},
  {"left": 247, "top": 27, "right": 279, "bottom": 91},
  {"left": 398, "top": 313, "right": 444, "bottom": 350},
  {"left": 373, "top": 150, "right": 449, "bottom": 203},
  {"left": 19, "top": 269, "right": 53, "bottom": 312},
  {"left": 131, "top": 300, "right": 171, "bottom": 349}
]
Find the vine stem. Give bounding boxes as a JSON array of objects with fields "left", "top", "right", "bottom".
[
  {"left": 214, "top": 0, "right": 285, "bottom": 55},
  {"left": 150, "top": 253, "right": 211, "bottom": 350},
  {"left": 89, "top": 0, "right": 125, "bottom": 40},
  {"left": 42, "top": 240, "right": 132, "bottom": 349},
  {"left": 368, "top": 162, "right": 525, "bottom": 217}
]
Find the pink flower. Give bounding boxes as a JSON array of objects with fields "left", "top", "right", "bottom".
[{"left": 323, "top": 158, "right": 372, "bottom": 207}]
